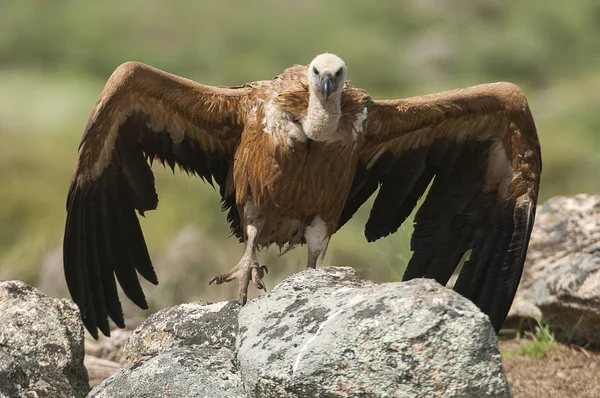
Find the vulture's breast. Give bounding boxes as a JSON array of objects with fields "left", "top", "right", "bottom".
[{"left": 233, "top": 103, "right": 360, "bottom": 243}]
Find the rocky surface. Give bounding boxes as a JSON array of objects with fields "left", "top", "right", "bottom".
[
  {"left": 238, "top": 268, "right": 508, "bottom": 397},
  {"left": 90, "top": 267, "right": 510, "bottom": 398},
  {"left": 123, "top": 300, "right": 239, "bottom": 362},
  {"left": 88, "top": 347, "right": 244, "bottom": 398},
  {"left": 507, "top": 194, "right": 600, "bottom": 345},
  {"left": 0, "top": 280, "right": 89, "bottom": 398},
  {"left": 88, "top": 302, "right": 246, "bottom": 398}
]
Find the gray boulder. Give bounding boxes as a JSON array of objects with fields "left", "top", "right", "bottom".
[
  {"left": 98, "top": 267, "right": 509, "bottom": 398},
  {"left": 507, "top": 194, "right": 600, "bottom": 345},
  {"left": 0, "top": 280, "right": 89, "bottom": 398},
  {"left": 238, "top": 267, "right": 509, "bottom": 398}
]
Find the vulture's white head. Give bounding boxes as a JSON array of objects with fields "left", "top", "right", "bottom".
[{"left": 308, "top": 53, "right": 347, "bottom": 101}]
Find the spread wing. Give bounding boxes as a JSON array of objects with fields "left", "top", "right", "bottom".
[
  {"left": 64, "top": 62, "right": 251, "bottom": 338},
  {"left": 341, "top": 82, "right": 541, "bottom": 331}
]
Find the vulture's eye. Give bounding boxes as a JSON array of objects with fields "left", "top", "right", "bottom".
[
  {"left": 335, "top": 68, "right": 342, "bottom": 77},
  {"left": 312, "top": 67, "right": 319, "bottom": 76}
]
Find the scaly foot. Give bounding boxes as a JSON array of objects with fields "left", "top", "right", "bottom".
[{"left": 208, "top": 257, "right": 268, "bottom": 305}]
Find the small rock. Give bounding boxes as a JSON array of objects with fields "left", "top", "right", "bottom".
[
  {"left": 507, "top": 194, "right": 600, "bottom": 345},
  {"left": 0, "top": 280, "right": 89, "bottom": 398}
]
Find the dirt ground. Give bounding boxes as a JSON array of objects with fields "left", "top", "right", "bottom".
[{"left": 500, "top": 340, "right": 600, "bottom": 398}]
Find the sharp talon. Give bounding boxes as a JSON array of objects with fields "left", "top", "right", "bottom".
[
  {"left": 209, "top": 275, "right": 225, "bottom": 285},
  {"left": 254, "top": 279, "right": 267, "bottom": 292},
  {"left": 261, "top": 265, "right": 269, "bottom": 274}
]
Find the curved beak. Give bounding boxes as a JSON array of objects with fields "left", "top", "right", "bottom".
[{"left": 320, "top": 73, "right": 334, "bottom": 100}]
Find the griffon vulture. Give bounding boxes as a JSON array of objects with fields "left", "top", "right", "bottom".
[{"left": 64, "top": 53, "right": 541, "bottom": 338}]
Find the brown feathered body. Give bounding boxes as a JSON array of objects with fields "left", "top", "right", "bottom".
[{"left": 233, "top": 67, "right": 369, "bottom": 246}]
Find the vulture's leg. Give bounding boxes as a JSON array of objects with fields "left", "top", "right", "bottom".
[
  {"left": 208, "top": 205, "right": 267, "bottom": 305},
  {"left": 305, "top": 216, "right": 331, "bottom": 269}
]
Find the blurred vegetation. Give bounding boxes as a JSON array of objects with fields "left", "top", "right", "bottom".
[
  {"left": 502, "top": 321, "right": 557, "bottom": 359},
  {"left": 1, "top": 1, "right": 599, "bottom": 319}
]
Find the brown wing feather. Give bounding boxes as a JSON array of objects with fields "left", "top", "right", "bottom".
[
  {"left": 341, "top": 82, "right": 541, "bottom": 332},
  {"left": 65, "top": 62, "right": 252, "bottom": 338},
  {"left": 75, "top": 62, "right": 250, "bottom": 184}
]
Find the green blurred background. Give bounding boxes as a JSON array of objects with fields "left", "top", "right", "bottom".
[{"left": 1, "top": 0, "right": 599, "bottom": 324}]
